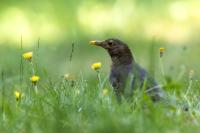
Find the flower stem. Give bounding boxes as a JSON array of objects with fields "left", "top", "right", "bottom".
[
  {"left": 97, "top": 70, "right": 102, "bottom": 89},
  {"left": 34, "top": 85, "right": 38, "bottom": 94},
  {"left": 159, "top": 57, "right": 165, "bottom": 77},
  {"left": 20, "top": 36, "right": 24, "bottom": 93}
]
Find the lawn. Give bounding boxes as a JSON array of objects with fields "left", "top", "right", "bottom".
[{"left": 0, "top": 37, "right": 200, "bottom": 133}]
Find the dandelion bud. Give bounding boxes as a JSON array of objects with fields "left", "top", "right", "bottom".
[
  {"left": 14, "top": 91, "right": 22, "bottom": 101},
  {"left": 159, "top": 48, "right": 165, "bottom": 57}
]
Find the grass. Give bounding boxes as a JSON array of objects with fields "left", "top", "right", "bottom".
[{"left": 0, "top": 38, "right": 200, "bottom": 133}]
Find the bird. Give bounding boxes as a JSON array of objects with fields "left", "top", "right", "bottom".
[{"left": 90, "top": 38, "right": 164, "bottom": 102}]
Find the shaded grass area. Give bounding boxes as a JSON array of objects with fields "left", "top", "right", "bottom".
[{"left": 0, "top": 38, "right": 200, "bottom": 133}]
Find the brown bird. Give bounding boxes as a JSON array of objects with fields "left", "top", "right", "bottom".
[{"left": 90, "top": 38, "right": 164, "bottom": 102}]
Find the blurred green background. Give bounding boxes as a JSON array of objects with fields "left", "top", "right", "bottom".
[{"left": 0, "top": 0, "right": 200, "bottom": 79}]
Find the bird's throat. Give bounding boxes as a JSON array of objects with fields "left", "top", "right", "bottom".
[{"left": 111, "top": 54, "right": 134, "bottom": 66}]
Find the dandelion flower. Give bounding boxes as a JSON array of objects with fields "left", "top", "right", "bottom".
[
  {"left": 30, "top": 75, "right": 40, "bottom": 84},
  {"left": 14, "top": 91, "right": 22, "bottom": 101},
  {"left": 23, "top": 52, "right": 33, "bottom": 61},
  {"left": 102, "top": 88, "right": 109, "bottom": 96},
  {"left": 159, "top": 48, "right": 165, "bottom": 57},
  {"left": 91, "top": 62, "right": 102, "bottom": 70}
]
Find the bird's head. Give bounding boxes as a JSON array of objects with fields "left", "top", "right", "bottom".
[
  {"left": 90, "top": 38, "right": 134, "bottom": 65},
  {"left": 90, "top": 38, "right": 126, "bottom": 52}
]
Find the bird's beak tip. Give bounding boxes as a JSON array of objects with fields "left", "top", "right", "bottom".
[{"left": 89, "top": 40, "right": 97, "bottom": 45}]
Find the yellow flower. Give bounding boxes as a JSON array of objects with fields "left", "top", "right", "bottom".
[
  {"left": 159, "top": 48, "right": 165, "bottom": 53},
  {"left": 102, "top": 88, "right": 109, "bottom": 96},
  {"left": 14, "top": 91, "right": 22, "bottom": 101},
  {"left": 64, "top": 74, "right": 75, "bottom": 81},
  {"left": 159, "top": 48, "right": 165, "bottom": 57},
  {"left": 23, "top": 52, "right": 33, "bottom": 61},
  {"left": 91, "top": 62, "right": 102, "bottom": 70},
  {"left": 30, "top": 75, "right": 40, "bottom": 84}
]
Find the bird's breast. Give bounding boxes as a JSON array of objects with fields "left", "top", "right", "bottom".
[{"left": 109, "top": 64, "right": 133, "bottom": 88}]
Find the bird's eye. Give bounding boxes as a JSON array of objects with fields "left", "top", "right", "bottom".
[{"left": 108, "top": 40, "right": 114, "bottom": 46}]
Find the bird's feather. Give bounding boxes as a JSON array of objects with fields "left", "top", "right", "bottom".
[{"left": 90, "top": 38, "right": 164, "bottom": 102}]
